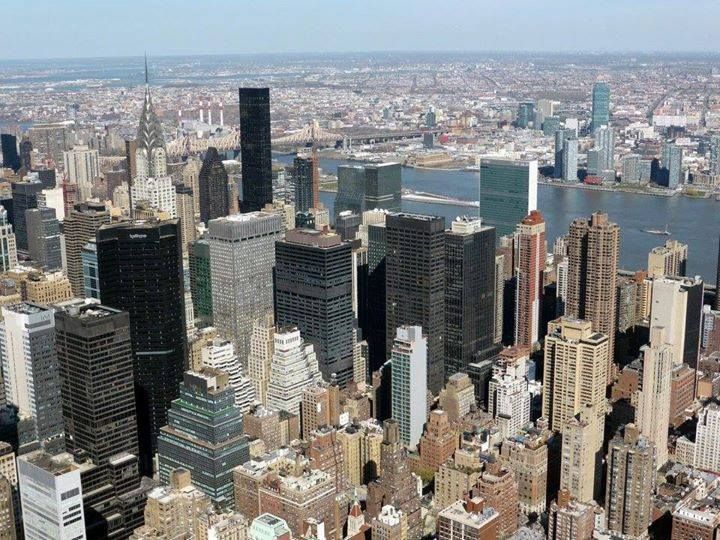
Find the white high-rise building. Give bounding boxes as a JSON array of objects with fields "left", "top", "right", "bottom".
[
  {"left": 247, "top": 314, "right": 275, "bottom": 406},
  {"left": 131, "top": 176, "right": 177, "bottom": 218},
  {"left": 201, "top": 338, "right": 255, "bottom": 413},
  {"left": 594, "top": 126, "right": 615, "bottom": 172},
  {"left": 694, "top": 402, "right": 720, "bottom": 474},
  {"left": 0, "top": 303, "right": 65, "bottom": 453},
  {"left": 556, "top": 257, "right": 569, "bottom": 316},
  {"left": 649, "top": 277, "right": 702, "bottom": 367},
  {"left": 266, "top": 328, "right": 321, "bottom": 416},
  {"left": 562, "top": 137, "right": 578, "bottom": 183},
  {"left": 209, "top": 212, "right": 282, "bottom": 367},
  {"left": 63, "top": 145, "right": 99, "bottom": 202},
  {"left": 488, "top": 374, "right": 531, "bottom": 438},
  {"left": 635, "top": 327, "right": 673, "bottom": 469},
  {"left": 0, "top": 207, "right": 17, "bottom": 272},
  {"left": 17, "top": 451, "right": 85, "bottom": 540},
  {"left": 390, "top": 325, "right": 427, "bottom": 448}
]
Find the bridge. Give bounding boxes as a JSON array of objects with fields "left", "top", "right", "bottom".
[{"left": 164, "top": 121, "right": 445, "bottom": 158}]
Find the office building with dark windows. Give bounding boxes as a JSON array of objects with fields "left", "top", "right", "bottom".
[
  {"left": 479, "top": 158, "right": 538, "bottom": 239},
  {"left": 238, "top": 88, "right": 272, "bottom": 212},
  {"left": 96, "top": 219, "right": 186, "bottom": 475},
  {"left": 157, "top": 368, "right": 249, "bottom": 509},
  {"left": 198, "top": 146, "right": 229, "bottom": 225},
  {"left": 275, "top": 228, "right": 355, "bottom": 386},
  {"left": 444, "top": 216, "right": 497, "bottom": 376},
  {"left": 385, "top": 213, "right": 446, "bottom": 392}
]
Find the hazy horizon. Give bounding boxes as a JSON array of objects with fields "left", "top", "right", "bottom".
[{"left": 3, "top": 0, "right": 720, "bottom": 60}]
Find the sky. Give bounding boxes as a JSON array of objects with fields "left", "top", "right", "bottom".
[{"left": 3, "top": 0, "right": 720, "bottom": 60}]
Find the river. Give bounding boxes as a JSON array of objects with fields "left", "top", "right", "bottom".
[{"left": 274, "top": 155, "right": 720, "bottom": 281}]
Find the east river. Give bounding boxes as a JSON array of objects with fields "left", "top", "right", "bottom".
[{"left": 275, "top": 155, "right": 720, "bottom": 281}]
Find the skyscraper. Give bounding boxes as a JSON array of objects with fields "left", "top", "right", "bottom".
[
  {"left": 514, "top": 210, "right": 546, "bottom": 348},
  {"left": 208, "top": 212, "right": 282, "bottom": 365},
  {"left": 0, "top": 207, "right": 17, "bottom": 273},
  {"left": 25, "top": 207, "right": 61, "bottom": 271},
  {"left": 594, "top": 126, "right": 615, "bottom": 172},
  {"left": 11, "top": 180, "right": 43, "bottom": 251},
  {"left": 131, "top": 175, "right": 177, "bottom": 218},
  {"left": 561, "top": 136, "right": 578, "bottom": 183},
  {"left": 334, "top": 163, "right": 401, "bottom": 219},
  {"left": 444, "top": 217, "right": 496, "bottom": 376},
  {"left": 542, "top": 317, "right": 609, "bottom": 431},
  {"left": 0, "top": 303, "right": 65, "bottom": 454},
  {"left": 188, "top": 238, "right": 213, "bottom": 327},
  {"left": 238, "top": 88, "right": 272, "bottom": 212},
  {"left": 19, "top": 137, "right": 32, "bottom": 171},
  {"left": 293, "top": 153, "right": 319, "bottom": 213},
  {"left": 0, "top": 135, "right": 20, "bottom": 173},
  {"left": 560, "top": 404, "right": 604, "bottom": 503},
  {"left": 604, "top": 425, "right": 655, "bottom": 538},
  {"left": 200, "top": 338, "right": 255, "bottom": 413},
  {"left": 63, "top": 202, "right": 111, "bottom": 297},
  {"left": 386, "top": 213, "right": 446, "bottom": 392},
  {"left": 694, "top": 402, "right": 720, "bottom": 474},
  {"left": 135, "top": 59, "right": 167, "bottom": 181},
  {"left": 198, "top": 147, "right": 229, "bottom": 225},
  {"left": 650, "top": 276, "right": 703, "bottom": 369},
  {"left": 174, "top": 185, "right": 196, "bottom": 252},
  {"left": 662, "top": 142, "right": 683, "bottom": 189},
  {"left": 247, "top": 313, "right": 275, "bottom": 406},
  {"left": 554, "top": 129, "right": 568, "bottom": 179},
  {"left": 367, "top": 219, "right": 388, "bottom": 371},
  {"left": 635, "top": 327, "right": 673, "bottom": 469},
  {"left": 275, "top": 228, "right": 355, "bottom": 386},
  {"left": 647, "top": 239, "right": 687, "bottom": 278},
  {"left": 54, "top": 301, "right": 139, "bottom": 470},
  {"left": 157, "top": 368, "right": 250, "bottom": 508},
  {"left": 390, "top": 326, "right": 428, "bottom": 448},
  {"left": 265, "top": 327, "right": 322, "bottom": 415},
  {"left": 591, "top": 82, "right": 610, "bottom": 132},
  {"left": 622, "top": 154, "right": 642, "bottom": 183},
  {"left": 479, "top": 158, "right": 538, "bottom": 238},
  {"left": 710, "top": 135, "right": 720, "bottom": 177},
  {"left": 63, "top": 145, "right": 100, "bottom": 202},
  {"left": 17, "top": 451, "right": 85, "bottom": 540},
  {"left": 566, "top": 212, "right": 620, "bottom": 374},
  {"left": 516, "top": 102, "right": 535, "bottom": 128},
  {"left": 97, "top": 220, "right": 186, "bottom": 474}
]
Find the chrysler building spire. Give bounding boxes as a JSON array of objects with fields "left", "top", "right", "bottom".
[{"left": 135, "top": 54, "right": 167, "bottom": 181}]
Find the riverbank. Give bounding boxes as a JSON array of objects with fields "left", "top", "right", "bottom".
[{"left": 539, "top": 180, "right": 678, "bottom": 198}]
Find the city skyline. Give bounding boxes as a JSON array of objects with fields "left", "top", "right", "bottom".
[
  {"left": 0, "top": 7, "right": 719, "bottom": 536},
  {"left": 3, "top": 1, "right": 720, "bottom": 60}
]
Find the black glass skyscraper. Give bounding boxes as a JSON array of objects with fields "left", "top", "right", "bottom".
[
  {"left": 444, "top": 218, "right": 497, "bottom": 376},
  {"left": 199, "top": 146, "right": 229, "bottom": 224},
  {"left": 716, "top": 236, "right": 720, "bottom": 311},
  {"left": 0, "top": 134, "right": 20, "bottom": 172},
  {"left": 11, "top": 180, "right": 43, "bottom": 251},
  {"left": 55, "top": 302, "right": 139, "bottom": 468},
  {"left": 294, "top": 154, "right": 317, "bottom": 213},
  {"left": 385, "top": 213, "right": 446, "bottom": 393},
  {"left": 275, "top": 228, "right": 355, "bottom": 386},
  {"left": 367, "top": 223, "right": 387, "bottom": 372},
  {"left": 19, "top": 138, "right": 32, "bottom": 171},
  {"left": 97, "top": 220, "right": 187, "bottom": 475},
  {"left": 238, "top": 88, "right": 272, "bottom": 212}
]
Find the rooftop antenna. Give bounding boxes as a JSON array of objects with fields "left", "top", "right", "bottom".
[{"left": 144, "top": 51, "right": 149, "bottom": 86}]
